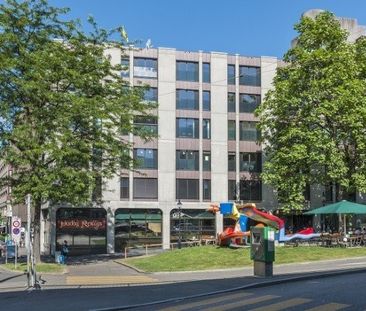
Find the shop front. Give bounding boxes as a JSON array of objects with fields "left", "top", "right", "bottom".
[
  {"left": 56, "top": 208, "right": 107, "bottom": 256},
  {"left": 170, "top": 209, "right": 215, "bottom": 243},
  {"left": 114, "top": 208, "right": 162, "bottom": 252}
]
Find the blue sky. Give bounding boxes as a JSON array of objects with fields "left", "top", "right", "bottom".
[{"left": 47, "top": 1, "right": 366, "bottom": 58}]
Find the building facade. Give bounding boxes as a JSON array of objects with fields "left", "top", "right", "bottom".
[
  {"left": 33, "top": 11, "right": 366, "bottom": 256},
  {"left": 45, "top": 47, "right": 280, "bottom": 255}
]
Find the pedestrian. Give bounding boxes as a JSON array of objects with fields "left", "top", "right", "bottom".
[{"left": 61, "top": 240, "right": 69, "bottom": 264}]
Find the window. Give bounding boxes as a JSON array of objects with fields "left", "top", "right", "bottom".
[
  {"left": 176, "top": 150, "right": 199, "bottom": 170},
  {"left": 239, "top": 180, "right": 262, "bottom": 201},
  {"left": 239, "top": 66, "right": 261, "bottom": 86},
  {"left": 176, "top": 179, "right": 199, "bottom": 200},
  {"left": 203, "top": 179, "right": 211, "bottom": 200},
  {"left": 239, "top": 121, "right": 260, "bottom": 141},
  {"left": 176, "top": 89, "right": 199, "bottom": 110},
  {"left": 240, "top": 152, "right": 262, "bottom": 172},
  {"left": 228, "top": 152, "right": 236, "bottom": 172},
  {"left": 239, "top": 94, "right": 260, "bottom": 113},
  {"left": 134, "top": 149, "right": 158, "bottom": 169},
  {"left": 202, "top": 119, "right": 211, "bottom": 139},
  {"left": 203, "top": 63, "right": 210, "bottom": 83},
  {"left": 133, "top": 178, "right": 158, "bottom": 199},
  {"left": 176, "top": 61, "right": 199, "bottom": 82},
  {"left": 228, "top": 120, "right": 236, "bottom": 140},
  {"left": 228, "top": 64, "right": 235, "bottom": 85},
  {"left": 134, "top": 58, "right": 157, "bottom": 79},
  {"left": 203, "top": 151, "right": 211, "bottom": 171},
  {"left": 228, "top": 92, "right": 236, "bottom": 112},
  {"left": 228, "top": 180, "right": 237, "bottom": 200},
  {"left": 143, "top": 88, "right": 158, "bottom": 102},
  {"left": 114, "top": 209, "right": 162, "bottom": 250},
  {"left": 120, "top": 177, "right": 129, "bottom": 199},
  {"left": 203, "top": 91, "right": 211, "bottom": 111},
  {"left": 134, "top": 116, "right": 158, "bottom": 134},
  {"left": 176, "top": 118, "right": 199, "bottom": 138},
  {"left": 121, "top": 58, "right": 129, "bottom": 78}
]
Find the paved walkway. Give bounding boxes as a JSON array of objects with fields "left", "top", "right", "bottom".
[{"left": 1, "top": 254, "right": 366, "bottom": 291}]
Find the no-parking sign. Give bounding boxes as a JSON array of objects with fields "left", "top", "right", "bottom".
[{"left": 11, "top": 216, "right": 21, "bottom": 243}]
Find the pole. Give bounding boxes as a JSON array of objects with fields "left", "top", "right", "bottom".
[
  {"left": 178, "top": 201, "right": 182, "bottom": 249},
  {"left": 14, "top": 243, "right": 17, "bottom": 269},
  {"left": 26, "top": 194, "right": 32, "bottom": 287}
]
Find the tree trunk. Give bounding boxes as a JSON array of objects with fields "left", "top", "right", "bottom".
[{"left": 33, "top": 200, "right": 42, "bottom": 263}]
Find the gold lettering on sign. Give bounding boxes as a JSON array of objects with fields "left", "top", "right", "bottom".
[{"left": 57, "top": 219, "right": 106, "bottom": 230}]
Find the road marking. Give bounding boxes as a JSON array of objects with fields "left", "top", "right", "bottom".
[
  {"left": 66, "top": 275, "right": 156, "bottom": 285},
  {"left": 249, "top": 298, "right": 311, "bottom": 311},
  {"left": 203, "top": 295, "right": 280, "bottom": 311},
  {"left": 339, "top": 262, "right": 366, "bottom": 266},
  {"left": 159, "top": 292, "right": 253, "bottom": 311},
  {"left": 305, "top": 303, "right": 349, "bottom": 311}
]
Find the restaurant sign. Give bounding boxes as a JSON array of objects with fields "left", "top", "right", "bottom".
[{"left": 57, "top": 219, "right": 106, "bottom": 231}]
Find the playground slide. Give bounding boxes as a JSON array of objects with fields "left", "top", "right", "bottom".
[
  {"left": 237, "top": 204, "right": 285, "bottom": 230},
  {"left": 236, "top": 203, "right": 320, "bottom": 241},
  {"left": 218, "top": 227, "right": 249, "bottom": 246}
]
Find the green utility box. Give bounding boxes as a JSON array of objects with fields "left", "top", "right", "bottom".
[{"left": 250, "top": 227, "right": 275, "bottom": 277}]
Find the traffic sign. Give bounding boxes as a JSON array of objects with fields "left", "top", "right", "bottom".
[{"left": 11, "top": 217, "right": 21, "bottom": 243}]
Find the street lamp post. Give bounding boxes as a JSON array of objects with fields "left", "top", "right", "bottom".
[{"left": 177, "top": 200, "right": 182, "bottom": 249}]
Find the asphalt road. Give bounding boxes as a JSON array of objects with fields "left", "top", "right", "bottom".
[
  {"left": 1, "top": 271, "right": 366, "bottom": 311},
  {"left": 138, "top": 271, "right": 366, "bottom": 311}
]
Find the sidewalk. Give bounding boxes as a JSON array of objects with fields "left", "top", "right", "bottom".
[{"left": 1, "top": 254, "right": 366, "bottom": 291}]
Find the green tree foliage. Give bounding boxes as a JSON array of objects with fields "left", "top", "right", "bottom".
[
  {"left": 256, "top": 12, "right": 366, "bottom": 211},
  {"left": 0, "top": 0, "right": 156, "bottom": 260}
]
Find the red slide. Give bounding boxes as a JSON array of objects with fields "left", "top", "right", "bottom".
[
  {"left": 237, "top": 204, "right": 285, "bottom": 230},
  {"left": 218, "top": 227, "right": 249, "bottom": 246}
]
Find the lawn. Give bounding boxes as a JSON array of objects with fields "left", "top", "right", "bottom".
[
  {"left": 121, "top": 245, "right": 366, "bottom": 272},
  {"left": 2, "top": 262, "right": 65, "bottom": 273}
]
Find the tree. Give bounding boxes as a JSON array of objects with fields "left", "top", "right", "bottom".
[
  {"left": 0, "top": 0, "right": 156, "bottom": 261},
  {"left": 256, "top": 11, "right": 366, "bottom": 212}
]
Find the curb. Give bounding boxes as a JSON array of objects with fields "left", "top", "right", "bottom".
[
  {"left": 0, "top": 272, "right": 26, "bottom": 283},
  {"left": 90, "top": 267, "right": 366, "bottom": 311},
  {"left": 113, "top": 260, "right": 147, "bottom": 274}
]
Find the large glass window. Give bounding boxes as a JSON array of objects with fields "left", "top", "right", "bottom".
[
  {"left": 203, "top": 179, "right": 211, "bottom": 200},
  {"left": 133, "top": 178, "right": 158, "bottom": 199},
  {"left": 239, "top": 66, "right": 261, "bottom": 86},
  {"left": 228, "top": 180, "right": 237, "bottom": 201},
  {"left": 176, "top": 150, "right": 199, "bottom": 171},
  {"left": 115, "top": 208, "right": 162, "bottom": 251},
  {"left": 56, "top": 208, "right": 107, "bottom": 256},
  {"left": 239, "top": 180, "right": 262, "bottom": 201},
  {"left": 239, "top": 121, "right": 260, "bottom": 141},
  {"left": 170, "top": 209, "right": 215, "bottom": 242},
  {"left": 134, "top": 149, "right": 158, "bottom": 169},
  {"left": 176, "top": 118, "right": 199, "bottom": 138},
  {"left": 203, "top": 151, "right": 211, "bottom": 171},
  {"left": 143, "top": 88, "right": 158, "bottom": 102},
  {"left": 176, "top": 89, "right": 199, "bottom": 110},
  {"left": 134, "top": 116, "right": 158, "bottom": 135},
  {"left": 203, "top": 63, "right": 210, "bottom": 83},
  {"left": 228, "top": 120, "right": 236, "bottom": 140},
  {"left": 228, "top": 152, "right": 236, "bottom": 172},
  {"left": 228, "top": 92, "right": 236, "bottom": 112},
  {"left": 134, "top": 58, "right": 158, "bottom": 79},
  {"left": 120, "top": 177, "right": 129, "bottom": 199},
  {"left": 239, "top": 94, "right": 261, "bottom": 113},
  {"left": 121, "top": 58, "right": 129, "bottom": 78},
  {"left": 176, "top": 179, "right": 199, "bottom": 200},
  {"left": 176, "top": 61, "right": 199, "bottom": 82},
  {"left": 202, "top": 119, "right": 211, "bottom": 139},
  {"left": 203, "top": 91, "right": 211, "bottom": 111},
  {"left": 239, "top": 152, "right": 262, "bottom": 172},
  {"left": 228, "top": 64, "right": 235, "bottom": 85}
]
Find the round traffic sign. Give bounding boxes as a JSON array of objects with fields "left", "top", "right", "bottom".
[
  {"left": 12, "top": 220, "right": 20, "bottom": 228},
  {"left": 12, "top": 227, "right": 20, "bottom": 235}
]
